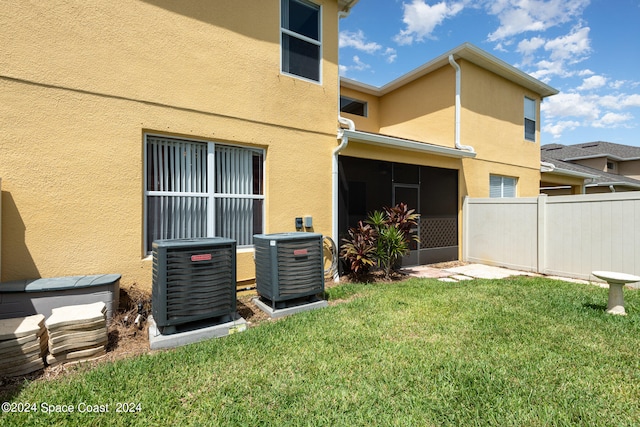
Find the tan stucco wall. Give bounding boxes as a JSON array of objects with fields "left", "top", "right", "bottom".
[
  {"left": 340, "top": 59, "right": 543, "bottom": 198},
  {"left": 339, "top": 87, "right": 381, "bottom": 133},
  {"left": 459, "top": 60, "right": 542, "bottom": 196},
  {"left": 573, "top": 157, "right": 607, "bottom": 172},
  {"left": 379, "top": 66, "right": 456, "bottom": 147},
  {"left": 618, "top": 159, "right": 640, "bottom": 180},
  {"left": 1, "top": 0, "right": 340, "bottom": 287}
]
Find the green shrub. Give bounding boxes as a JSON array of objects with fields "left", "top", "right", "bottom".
[
  {"left": 341, "top": 203, "right": 420, "bottom": 279},
  {"left": 339, "top": 221, "right": 376, "bottom": 280}
]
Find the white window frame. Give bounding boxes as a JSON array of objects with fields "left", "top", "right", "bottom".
[
  {"left": 143, "top": 134, "right": 265, "bottom": 255},
  {"left": 490, "top": 175, "right": 517, "bottom": 198},
  {"left": 280, "top": 0, "right": 322, "bottom": 84},
  {"left": 524, "top": 97, "right": 536, "bottom": 142},
  {"left": 340, "top": 95, "right": 368, "bottom": 117}
]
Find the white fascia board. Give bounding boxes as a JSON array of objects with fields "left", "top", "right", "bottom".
[
  {"left": 338, "top": 0, "right": 359, "bottom": 14},
  {"left": 340, "top": 43, "right": 558, "bottom": 99},
  {"left": 342, "top": 130, "right": 476, "bottom": 159},
  {"left": 586, "top": 181, "right": 640, "bottom": 189},
  {"left": 541, "top": 168, "right": 598, "bottom": 179}
]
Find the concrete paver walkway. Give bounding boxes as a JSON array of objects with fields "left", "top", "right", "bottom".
[{"left": 402, "top": 263, "right": 594, "bottom": 286}]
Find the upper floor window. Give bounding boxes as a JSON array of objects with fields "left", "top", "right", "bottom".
[
  {"left": 340, "top": 96, "right": 368, "bottom": 116},
  {"left": 524, "top": 97, "right": 536, "bottom": 142},
  {"left": 490, "top": 175, "right": 517, "bottom": 198},
  {"left": 281, "top": 0, "right": 321, "bottom": 83}
]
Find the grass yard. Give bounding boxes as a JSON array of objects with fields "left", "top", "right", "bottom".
[{"left": 1, "top": 276, "right": 639, "bottom": 426}]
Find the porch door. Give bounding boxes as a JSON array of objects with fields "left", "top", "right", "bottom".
[{"left": 393, "top": 184, "right": 419, "bottom": 266}]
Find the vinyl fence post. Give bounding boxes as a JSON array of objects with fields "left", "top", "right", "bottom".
[
  {"left": 462, "top": 195, "right": 469, "bottom": 262},
  {"left": 537, "top": 194, "right": 547, "bottom": 274}
]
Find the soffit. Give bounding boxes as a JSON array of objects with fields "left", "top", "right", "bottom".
[{"left": 342, "top": 129, "right": 476, "bottom": 159}]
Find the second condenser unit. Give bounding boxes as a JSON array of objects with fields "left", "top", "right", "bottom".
[{"left": 253, "top": 232, "right": 324, "bottom": 308}]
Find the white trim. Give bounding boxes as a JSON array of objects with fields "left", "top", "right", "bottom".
[
  {"left": 341, "top": 42, "right": 558, "bottom": 98},
  {"left": 341, "top": 129, "right": 477, "bottom": 158},
  {"left": 541, "top": 167, "right": 598, "bottom": 179},
  {"left": 280, "top": 0, "right": 323, "bottom": 85},
  {"left": 143, "top": 134, "right": 265, "bottom": 255}
]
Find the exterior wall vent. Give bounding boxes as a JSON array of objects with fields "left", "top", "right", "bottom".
[
  {"left": 152, "top": 238, "right": 236, "bottom": 334},
  {"left": 253, "top": 233, "right": 324, "bottom": 309}
]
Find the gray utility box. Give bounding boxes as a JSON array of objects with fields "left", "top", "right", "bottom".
[
  {"left": 253, "top": 233, "right": 324, "bottom": 308},
  {"left": 152, "top": 238, "right": 236, "bottom": 335}
]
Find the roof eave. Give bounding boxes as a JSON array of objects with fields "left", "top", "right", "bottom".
[
  {"left": 342, "top": 130, "right": 477, "bottom": 159},
  {"left": 541, "top": 168, "right": 599, "bottom": 180},
  {"left": 340, "top": 42, "right": 559, "bottom": 98},
  {"left": 338, "top": 0, "right": 359, "bottom": 15}
]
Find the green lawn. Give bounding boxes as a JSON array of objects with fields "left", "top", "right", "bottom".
[{"left": 2, "top": 276, "right": 639, "bottom": 426}]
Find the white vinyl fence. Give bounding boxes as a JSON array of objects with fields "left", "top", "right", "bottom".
[{"left": 463, "top": 192, "right": 640, "bottom": 284}]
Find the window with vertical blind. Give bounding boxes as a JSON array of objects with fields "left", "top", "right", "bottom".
[
  {"left": 144, "top": 135, "right": 264, "bottom": 254},
  {"left": 490, "top": 175, "right": 517, "bottom": 198}
]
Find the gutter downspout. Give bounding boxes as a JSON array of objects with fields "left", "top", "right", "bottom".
[
  {"left": 448, "top": 55, "right": 475, "bottom": 153},
  {"left": 334, "top": 116, "right": 355, "bottom": 243},
  {"left": 609, "top": 185, "right": 616, "bottom": 193}
]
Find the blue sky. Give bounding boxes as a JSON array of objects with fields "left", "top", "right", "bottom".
[{"left": 339, "top": 0, "right": 640, "bottom": 147}]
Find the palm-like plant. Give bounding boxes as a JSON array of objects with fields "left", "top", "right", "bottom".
[{"left": 340, "top": 221, "right": 376, "bottom": 280}]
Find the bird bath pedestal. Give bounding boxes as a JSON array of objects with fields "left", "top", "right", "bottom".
[{"left": 592, "top": 271, "right": 640, "bottom": 315}]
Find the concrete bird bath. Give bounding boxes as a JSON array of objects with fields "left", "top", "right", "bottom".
[{"left": 592, "top": 271, "right": 640, "bottom": 315}]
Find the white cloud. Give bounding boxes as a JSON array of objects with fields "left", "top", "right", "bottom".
[
  {"left": 609, "top": 80, "right": 625, "bottom": 90},
  {"left": 394, "top": 0, "right": 464, "bottom": 45},
  {"left": 544, "top": 25, "right": 591, "bottom": 62},
  {"left": 525, "top": 26, "right": 591, "bottom": 81},
  {"left": 542, "top": 92, "right": 600, "bottom": 120},
  {"left": 592, "top": 112, "right": 633, "bottom": 128},
  {"left": 517, "top": 36, "right": 545, "bottom": 65},
  {"left": 543, "top": 120, "right": 581, "bottom": 138},
  {"left": 339, "top": 56, "right": 371, "bottom": 77},
  {"left": 339, "top": 30, "right": 382, "bottom": 54},
  {"left": 384, "top": 47, "right": 397, "bottom": 63},
  {"left": 541, "top": 91, "right": 640, "bottom": 138},
  {"left": 487, "top": 0, "right": 590, "bottom": 42},
  {"left": 577, "top": 75, "right": 607, "bottom": 91}
]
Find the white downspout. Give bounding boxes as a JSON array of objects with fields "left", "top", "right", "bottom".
[
  {"left": 334, "top": 116, "right": 355, "bottom": 243},
  {"left": 448, "top": 55, "right": 475, "bottom": 153}
]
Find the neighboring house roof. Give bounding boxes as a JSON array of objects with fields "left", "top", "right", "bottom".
[
  {"left": 541, "top": 143, "right": 640, "bottom": 189},
  {"left": 341, "top": 42, "right": 559, "bottom": 98},
  {"left": 563, "top": 141, "right": 640, "bottom": 161}
]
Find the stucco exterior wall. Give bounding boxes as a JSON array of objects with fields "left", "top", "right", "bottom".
[
  {"left": 339, "top": 87, "right": 381, "bottom": 133},
  {"left": 573, "top": 157, "right": 607, "bottom": 172},
  {"left": 617, "top": 159, "right": 640, "bottom": 180},
  {"left": 0, "top": 0, "right": 340, "bottom": 287},
  {"left": 458, "top": 60, "right": 542, "bottom": 197},
  {"left": 379, "top": 66, "right": 455, "bottom": 147},
  {"left": 340, "top": 59, "right": 544, "bottom": 199}
]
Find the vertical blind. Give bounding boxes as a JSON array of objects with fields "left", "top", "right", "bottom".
[
  {"left": 490, "top": 175, "right": 517, "bottom": 198},
  {"left": 145, "top": 136, "right": 263, "bottom": 252}
]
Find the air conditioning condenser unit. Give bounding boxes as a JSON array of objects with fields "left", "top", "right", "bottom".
[
  {"left": 253, "top": 232, "right": 324, "bottom": 309},
  {"left": 152, "top": 237, "right": 236, "bottom": 335}
]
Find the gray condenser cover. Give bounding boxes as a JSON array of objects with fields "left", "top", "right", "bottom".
[
  {"left": 152, "top": 238, "right": 236, "bottom": 332},
  {"left": 253, "top": 232, "right": 324, "bottom": 302}
]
